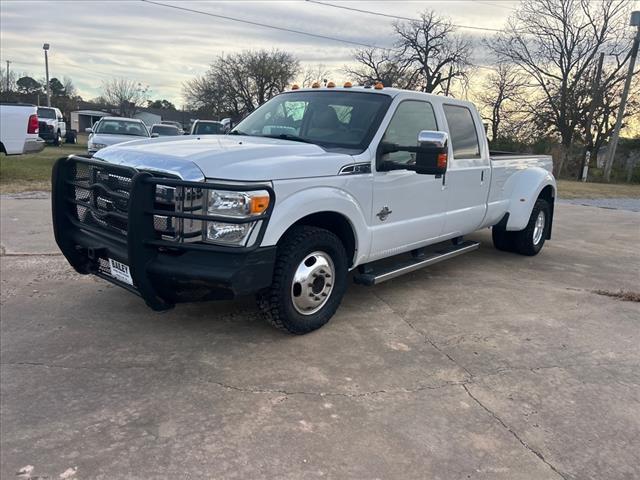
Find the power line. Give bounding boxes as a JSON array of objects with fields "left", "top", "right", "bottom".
[
  {"left": 140, "top": 0, "right": 390, "bottom": 49},
  {"left": 305, "top": 0, "right": 503, "bottom": 32},
  {"left": 469, "top": 0, "right": 517, "bottom": 12}
]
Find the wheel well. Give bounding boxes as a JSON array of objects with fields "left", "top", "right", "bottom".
[
  {"left": 537, "top": 184, "right": 555, "bottom": 239},
  {"left": 0, "top": 142, "right": 5, "bottom": 154},
  {"left": 538, "top": 184, "right": 555, "bottom": 203},
  {"left": 284, "top": 212, "right": 357, "bottom": 267}
]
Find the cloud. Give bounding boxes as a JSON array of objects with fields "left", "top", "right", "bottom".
[{"left": 0, "top": 0, "right": 515, "bottom": 105}]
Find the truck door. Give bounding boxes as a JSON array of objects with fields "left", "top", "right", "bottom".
[
  {"left": 369, "top": 100, "right": 447, "bottom": 261},
  {"left": 441, "top": 104, "right": 490, "bottom": 235}
]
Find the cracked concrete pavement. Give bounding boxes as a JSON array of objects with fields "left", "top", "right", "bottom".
[{"left": 1, "top": 194, "right": 639, "bottom": 479}]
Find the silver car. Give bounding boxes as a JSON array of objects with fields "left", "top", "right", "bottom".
[{"left": 86, "top": 117, "right": 150, "bottom": 156}]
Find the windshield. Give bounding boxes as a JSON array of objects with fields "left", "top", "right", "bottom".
[
  {"left": 151, "top": 125, "right": 180, "bottom": 136},
  {"left": 94, "top": 119, "right": 149, "bottom": 137},
  {"left": 37, "top": 108, "right": 56, "bottom": 119},
  {"left": 193, "top": 122, "right": 223, "bottom": 135},
  {"left": 232, "top": 91, "right": 392, "bottom": 150}
]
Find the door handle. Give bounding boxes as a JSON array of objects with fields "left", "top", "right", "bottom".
[{"left": 481, "top": 170, "right": 484, "bottom": 182}]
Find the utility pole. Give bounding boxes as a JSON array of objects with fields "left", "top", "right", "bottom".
[
  {"left": 603, "top": 11, "right": 640, "bottom": 182},
  {"left": 43, "top": 43, "right": 51, "bottom": 107},
  {"left": 444, "top": 65, "right": 453, "bottom": 96},
  {"left": 5, "top": 60, "right": 11, "bottom": 92},
  {"left": 579, "top": 52, "right": 604, "bottom": 182}
]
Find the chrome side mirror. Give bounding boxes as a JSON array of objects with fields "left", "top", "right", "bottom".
[
  {"left": 415, "top": 130, "right": 448, "bottom": 176},
  {"left": 418, "top": 130, "right": 448, "bottom": 148}
]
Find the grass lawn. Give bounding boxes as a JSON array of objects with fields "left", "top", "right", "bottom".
[
  {"left": 557, "top": 180, "right": 640, "bottom": 199},
  {"left": 0, "top": 144, "right": 87, "bottom": 194}
]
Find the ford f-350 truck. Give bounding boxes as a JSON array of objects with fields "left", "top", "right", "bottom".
[{"left": 52, "top": 85, "right": 555, "bottom": 334}]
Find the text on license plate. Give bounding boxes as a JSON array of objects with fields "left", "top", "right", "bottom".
[{"left": 108, "top": 258, "right": 133, "bottom": 285}]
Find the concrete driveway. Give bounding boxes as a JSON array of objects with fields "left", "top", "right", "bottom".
[{"left": 1, "top": 194, "right": 638, "bottom": 480}]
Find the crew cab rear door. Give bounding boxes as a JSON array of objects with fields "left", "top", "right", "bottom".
[{"left": 441, "top": 104, "right": 490, "bottom": 235}]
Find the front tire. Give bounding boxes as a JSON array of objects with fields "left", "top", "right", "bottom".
[
  {"left": 257, "top": 226, "right": 348, "bottom": 334},
  {"left": 54, "top": 130, "right": 62, "bottom": 146}
]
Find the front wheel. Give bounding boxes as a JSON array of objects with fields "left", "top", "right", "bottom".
[
  {"left": 54, "top": 130, "right": 62, "bottom": 146},
  {"left": 257, "top": 226, "right": 348, "bottom": 334}
]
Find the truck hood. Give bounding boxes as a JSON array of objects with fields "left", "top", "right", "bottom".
[{"left": 94, "top": 135, "right": 355, "bottom": 181}]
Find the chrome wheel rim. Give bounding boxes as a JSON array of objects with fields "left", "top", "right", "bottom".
[
  {"left": 291, "top": 251, "right": 335, "bottom": 315},
  {"left": 533, "top": 211, "right": 545, "bottom": 245}
]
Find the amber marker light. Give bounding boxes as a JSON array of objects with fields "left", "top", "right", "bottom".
[
  {"left": 327, "top": 81, "right": 335, "bottom": 88},
  {"left": 311, "top": 82, "right": 320, "bottom": 88},
  {"left": 437, "top": 153, "right": 448, "bottom": 170},
  {"left": 343, "top": 81, "right": 353, "bottom": 88},
  {"left": 250, "top": 194, "right": 270, "bottom": 215},
  {"left": 374, "top": 82, "right": 384, "bottom": 89},
  {"left": 291, "top": 84, "right": 300, "bottom": 90}
]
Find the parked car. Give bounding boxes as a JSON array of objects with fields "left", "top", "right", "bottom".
[
  {"left": 190, "top": 120, "right": 225, "bottom": 135},
  {"left": 37, "top": 106, "right": 67, "bottom": 145},
  {"left": 0, "top": 103, "right": 45, "bottom": 155},
  {"left": 86, "top": 117, "right": 150, "bottom": 156},
  {"left": 150, "top": 124, "right": 181, "bottom": 137},
  {"left": 52, "top": 85, "right": 556, "bottom": 334},
  {"left": 160, "top": 120, "right": 185, "bottom": 135}
]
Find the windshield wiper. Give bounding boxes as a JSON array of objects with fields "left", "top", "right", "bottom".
[
  {"left": 229, "top": 130, "right": 246, "bottom": 135},
  {"left": 262, "top": 133, "right": 315, "bottom": 144}
]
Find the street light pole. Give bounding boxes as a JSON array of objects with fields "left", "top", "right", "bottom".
[
  {"left": 603, "top": 11, "right": 640, "bottom": 182},
  {"left": 43, "top": 43, "right": 51, "bottom": 107}
]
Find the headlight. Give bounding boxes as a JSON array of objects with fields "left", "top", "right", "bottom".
[
  {"left": 206, "top": 190, "right": 270, "bottom": 218},
  {"left": 89, "top": 143, "right": 107, "bottom": 150},
  {"left": 204, "top": 189, "right": 270, "bottom": 245},
  {"left": 206, "top": 221, "right": 256, "bottom": 246}
]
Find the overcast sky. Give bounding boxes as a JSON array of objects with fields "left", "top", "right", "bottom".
[{"left": 2, "top": 0, "right": 525, "bottom": 105}]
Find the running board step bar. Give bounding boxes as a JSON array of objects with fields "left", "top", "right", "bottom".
[{"left": 353, "top": 240, "right": 480, "bottom": 286}]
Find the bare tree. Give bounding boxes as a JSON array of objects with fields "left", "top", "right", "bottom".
[
  {"left": 62, "top": 76, "right": 77, "bottom": 98},
  {"left": 183, "top": 50, "right": 299, "bottom": 118},
  {"left": 489, "top": 0, "right": 632, "bottom": 176},
  {"left": 477, "top": 63, "right": 529, "bottom": 142},
  {"left": 344, "top": 47, "right": 417, "bottom": 88},
  {"left": 101, "top": 78, "right": 150, "bottom": 118},
  {"left": 393, "top": 10, "right": 473, "bottom": 93},
  {"left": 0, "top": 67, "right": 17, "bottom": 93},
  {"left": 300, "top": 64, "right": 332, "bottom": 88}
]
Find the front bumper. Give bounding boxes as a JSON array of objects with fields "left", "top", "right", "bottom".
[
  {"left": 23, "top": 138, "right": 45, "bottom": 154},
  {"left": 52, "top": 155, "right": 276, "bottom": 311}
]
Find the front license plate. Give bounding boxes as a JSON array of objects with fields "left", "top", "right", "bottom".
[{"left": 108, "top": 258, "right": 133, "bottom": 285}]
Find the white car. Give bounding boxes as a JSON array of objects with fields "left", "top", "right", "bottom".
[
  {"left": 86, "top": 117, "right": 150, "bottom": 156},
  {"left": 0, "top": 103, "right": 45, "bottom": 155},
  {"left": 53, "top": 85, "right": 556, "bottom": 334}
]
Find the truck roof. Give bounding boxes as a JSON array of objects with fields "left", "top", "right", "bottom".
[{"left": 279, "top": 86, "right": 476, "bottom": 108}]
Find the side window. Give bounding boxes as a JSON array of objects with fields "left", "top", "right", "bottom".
[
  {"left": 443, "top": 105, "right": 480, "bottom": 159},
  {"left": 382, "top": 101, "right": 437, "bottom": 165}
]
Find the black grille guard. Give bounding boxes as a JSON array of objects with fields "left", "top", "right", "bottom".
[{"left": 52, "top": 155, "right": 276, "bottom": 310}]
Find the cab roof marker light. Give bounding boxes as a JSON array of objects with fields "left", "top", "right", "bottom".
[
  {"left": 311, "top": 82, "right": 320, "bottom": 88},
  {"left": 374, "top": 82, "right": 384, "bottom": 90},
  {"left": 326, "top": 81, "right": 335, "bottom": 88},
  {"left": 343, "top": 81, "right": 353, "bottom": 88},
  {"left": 291, "top": 84, "right": 300, "bottom": 90}
]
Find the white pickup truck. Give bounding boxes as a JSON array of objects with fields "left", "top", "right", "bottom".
[
  {"left": 52, "top": 85, "right": 555, "bottom": 334},
  {"left": 0, "top": 103, "right": 45, "bottom": 155},
  {"left": 37, "top": 107, "right": 67, "bottom": 145}
]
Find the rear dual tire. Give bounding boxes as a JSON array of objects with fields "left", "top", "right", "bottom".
[{"left": 492, "top": 199, "right": 550, "bottom": 256}]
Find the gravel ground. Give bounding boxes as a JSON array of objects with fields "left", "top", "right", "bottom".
[{"left": 558, "top": 197, "right": 640, "bottom": 212}]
